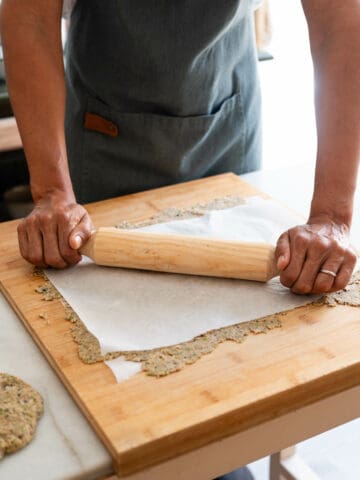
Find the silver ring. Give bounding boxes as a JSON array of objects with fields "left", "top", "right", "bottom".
[{"left": 320, "top": 269, "right": 337, "bottom": 278}]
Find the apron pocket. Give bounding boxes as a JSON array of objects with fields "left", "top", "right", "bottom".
[{"left": 81, "top": 92, "right": 245, "bottom": 201}]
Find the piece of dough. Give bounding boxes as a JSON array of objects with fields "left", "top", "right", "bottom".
[{"left": 0, "top": 373, "right": 43, "bottom": 459}]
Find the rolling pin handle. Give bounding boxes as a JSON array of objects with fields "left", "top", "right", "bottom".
[
  {"left": 80, "top": 232, "right": 96, "bottom": 260},
  {"left": 266, "top": 248, "right": 280, "bottom": 281}
]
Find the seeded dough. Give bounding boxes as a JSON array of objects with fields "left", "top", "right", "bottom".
[
  {"left": 321, "top": 270, "right": 360, "bottom": 307},
  {"left": 0, "top": 373, "right": 43, "bottom": 459}
]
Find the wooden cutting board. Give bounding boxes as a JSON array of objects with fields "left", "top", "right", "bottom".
[{"left": 0, "top": 173, "right": 359, "bottom": 477}]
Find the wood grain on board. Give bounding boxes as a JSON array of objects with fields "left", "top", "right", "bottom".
[{"left": 0, "top": 173, "right": 359, "bottom": 477}]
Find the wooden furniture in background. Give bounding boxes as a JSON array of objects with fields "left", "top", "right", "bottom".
[
  {"left": 270, "top": 446, "right": 321, "bottom": 480},
  {"left": 0, "top": 116, "right": 22, "bottom": 152},
  {"left": 254, "top": 0, "right": 272, "bottom": 51}
]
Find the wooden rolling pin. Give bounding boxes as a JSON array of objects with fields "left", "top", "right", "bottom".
[{"left": 80, "top": 227, "right": 279, "bottom": 282}]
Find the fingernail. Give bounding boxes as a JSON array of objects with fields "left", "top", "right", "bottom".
[
  {"left": 73, "top": 235, "right": 82, "bottom": 248},
  {"left": 277, "top": 255, "right": 285, "bottom": 268}
]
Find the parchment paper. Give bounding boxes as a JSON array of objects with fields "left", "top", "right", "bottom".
[{"left": 47, "top": 196, "right": 318, "bottom": 381}]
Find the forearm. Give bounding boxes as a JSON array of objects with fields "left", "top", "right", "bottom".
[
  {"left": 0, "top": 0, "right": 74, "bottom": 203},
  {"left": 304, "top": 3, "right": 360, "bottom": 227}
]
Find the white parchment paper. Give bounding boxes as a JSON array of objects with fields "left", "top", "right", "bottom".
[{"left": 47, "top": 197, "right": 317, "bottom": 382}]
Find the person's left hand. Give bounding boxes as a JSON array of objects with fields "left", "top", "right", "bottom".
[{"left": 275, "top": 215, "right": 357, "bottom": 294}]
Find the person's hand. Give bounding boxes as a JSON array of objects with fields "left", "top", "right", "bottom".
[
  {"left": 17, "top": 190, "right": 93, "bottom": 269},
  {"left": 275, "top": 215, "right": 357, "bottom": 294}
]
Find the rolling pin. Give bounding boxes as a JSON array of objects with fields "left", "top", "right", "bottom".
[{"left": 80, "top": 227, "right": 279, "bottom": 282}]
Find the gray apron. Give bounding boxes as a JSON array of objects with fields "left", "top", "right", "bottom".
[{"left": 65, "top": 0, "right": 261, "bottom": 204}]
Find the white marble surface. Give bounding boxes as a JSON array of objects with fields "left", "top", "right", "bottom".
[
  {"left": 0, "top": 297, "right": 112, "bottom": 480},
  {"left": 1, "top": 162, "right": 359, "bottom": 479}
]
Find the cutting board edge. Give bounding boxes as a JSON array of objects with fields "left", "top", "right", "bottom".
[{"left": 112, "top": 361, "right": 360, "bottom": 476}]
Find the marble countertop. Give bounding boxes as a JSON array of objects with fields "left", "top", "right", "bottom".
[
  {"left": 1, "top": 162, "right": 359, "bottom": 479},
  {"left": 0, "top": 293, "right": 112, "bottom": 480}
]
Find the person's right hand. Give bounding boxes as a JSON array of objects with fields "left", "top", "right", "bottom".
[{"left": 17, "top": 190, "right": 93, "bottom": 269}]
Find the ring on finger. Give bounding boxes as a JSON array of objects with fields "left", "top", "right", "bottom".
[{"left": 319, "top": 268, "right": 337, "bottom": 278}]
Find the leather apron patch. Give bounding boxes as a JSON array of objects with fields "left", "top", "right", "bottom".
[{"left": 84, "top": 112, "right": 119, "bottom": 137}]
